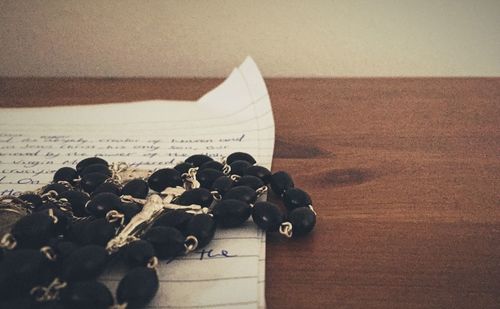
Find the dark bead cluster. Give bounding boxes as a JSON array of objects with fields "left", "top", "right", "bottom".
[{"left": 0, "top": 152, "right": 316, "bottom": 308}]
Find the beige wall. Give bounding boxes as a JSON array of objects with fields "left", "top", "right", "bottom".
[{"left": 1, "top": 0, "right": 499, "bottom": 77}]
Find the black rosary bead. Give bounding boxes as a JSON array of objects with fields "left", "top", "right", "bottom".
[
  {"left": 18, "top": 193, "right": 43, "bottom": 210},
  {"left": 196, "top": 168, "right": 224, "bottom": 189},
  {"left": 61, "top": 245, "right": 108, "bottom": 281},
  {"left": 85, "top": 192, "right": 122, "bottom": 218},
  {"left": 0, "top": 298, "right": 32, "bottom": 309},
  {"left": 80, "top": 172, "right": 109, "bottom": 193},
  {"left": 287, "top": 207, "right": 316, "bottom": 237},
  {"left": 121, "top": 178, "right": 149, "bottom": 199},
  {"left": 66, "top": 220, "right": 89, "bottom": 244},
  {"left": 0, "top": 249, "right": 54, "bottom": 299},
  {"left": 37, "top": 301, "right": 66, "bottom": 309},
  {"left": 235, "top": 175, "right": 264, "bottom": 190},
  {"left": 283, "top": 188, "right": 312, "bottom": 211},
  {"left": 143, "top": 226, "right": 186, "bottom": 259},
  {"left": 53, "top": 167, "right": 77, "bottom": 185},
  {"left": 147, "top": 168, "right": 182, "bottom": 192},
  {"left": 81, "top": 218, "right": 116, "bottom": 246},
  {"left": 199, "top": 160, "right": 224, "bottom": 171},
  {"left": 176, "top": 187, "right": 213, "bottom": 208},
  {"left": 116, "top": 267, "right": 159, "bottom": 309},
  {"left": 33, "top": 200, "right": 57, "bottom": 213},
  {"left": 229, "top": 160, "right": 252, "bottom": 176},
  {"left": 11, "top": 212, "right": 56, "bottom": 249},
  {"left": 60, "top": 280, "right": 114, "bottom": 309},
  {"left": 123, "top": 240, "right": 156, "bottom": 268},
  {"left": 252, "top": 201, "right": 284, "bottom": 232},
  {"left": 212, "top": 199, "right": 251, "bottom": 228},
  {"left": 185, "top": 154, "right": 213, "bottom": 167},
  {"left": 185, "top": 214, "right": 216, "bottom": 248},
  {"left": 270, "top": 171, "right": 294, "bottom": 196},
  {"left": 243, "top": 165, "right": 272, "bottom": 183},
  {"left": 224, "top": 186, "right": 257, "bottom": 204},
  {"left": 211, "top": 175, "right": 234, "bottom": 196},
  {"left": 49, "top": 239, "right": 78, "bottom": 263},
  {"left": 91, "top": 182, "right": 121, "bottom": 197},
  {"left": 79, "top": 163, "right": 112, "bottom": 177},
  {"left": 115, "top": 201, "right": 142, "bottom": 224},
  {"left": 226, "top": 152, "right": 256, "bottom": 165},
  {"left": 174, "top": 161, "right": 194, "bottom": 174},
  {"left": 76, "top": 157, "right": 108, "bottom": 174},
  {"left": 42, "top": 182, "right": 70, "bottom": 195},
  {"left": 152, "top": 209, "right": 193, "bottom": 233},
  {"left": 58, "top": 190, "right": 90, "bottom": 217},
  {"left": 40, "top": 208, "right": 71, "bottom": 236}
]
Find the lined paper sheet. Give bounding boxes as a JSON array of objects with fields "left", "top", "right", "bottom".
[{"left": 0, "top": 57, "right": 273, "bottom": 308}]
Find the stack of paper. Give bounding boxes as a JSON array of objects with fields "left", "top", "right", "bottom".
[{"left": 0, "top": 57, "right": 274, "bottom": 308}]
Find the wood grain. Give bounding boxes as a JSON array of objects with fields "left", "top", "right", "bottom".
[{"left": 1, "top": 77, "right": 499, "bottom": 308}]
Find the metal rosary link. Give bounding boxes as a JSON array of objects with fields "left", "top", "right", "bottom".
[
  {"left": 40, "top": 190, "right": 59, "bottom": 203},
  {"left": 0, "top": 232, "right": 17, "bottom": 250},
  {"left": 40, "top": 246, "right": 57, "bottom": 261},
  {"left": 55, "top": 180, "right": 73, "bottom": 189},
  {"left": 30, "top": 277, "right": 67, "bottom": 302},
  {"left": 184, "top": 235, "right": 199, "bottom": 254},
  {"left": 210, "top": 191, "right": 222, "bottom": 201},
  {"left": 147, "top": 256, "right": 159, "bottom": 269},
  {"left": 279, "top": 222, "right": 293, "bottom": 238},
  {"left": 56, "top": 197, "right": 73, "bottom": 213},
  {"left": 106, "top": 210, "right": 126, "bottom": 226},
  {"left": 221, "top": 156, "right": 231, "bottom": 175},
  {"left": 256, "top": 185, "right": 268, "bottom": 197},
  {"left": 47, "top": 208, "right": 58, "bottom": 224},
  {"left": 230, "top": 174, "right": 241, "bottom": 182},
  {"left": 181, "top": 167, "right": 200, "bottom": 190}
]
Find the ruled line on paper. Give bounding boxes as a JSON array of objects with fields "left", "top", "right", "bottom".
[
  {"left": 104, "top": 275, "right": 259, "bottom": 283},
  {"left": 177, "top": 254, "right": 260, "bottom": 261},
  {"left": 0, "top": 134, "right": 275, "bottom": 144},
  {"left": 151, "top": 300, "right": 259, "bottom": 308},
  {"left": 0, "top": 124, "right": 274, "bottom": 138},
  {"left": 212, "top": 236, "right": 262, "bottom": 240}
]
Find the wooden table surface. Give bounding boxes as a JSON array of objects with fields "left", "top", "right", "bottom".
[{"left": 1, "top": 78, "right": 499, "bottom": 308}]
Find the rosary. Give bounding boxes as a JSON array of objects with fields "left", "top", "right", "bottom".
[{"left": 0, "top": 152, "right": 317, "bottom": 308}]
